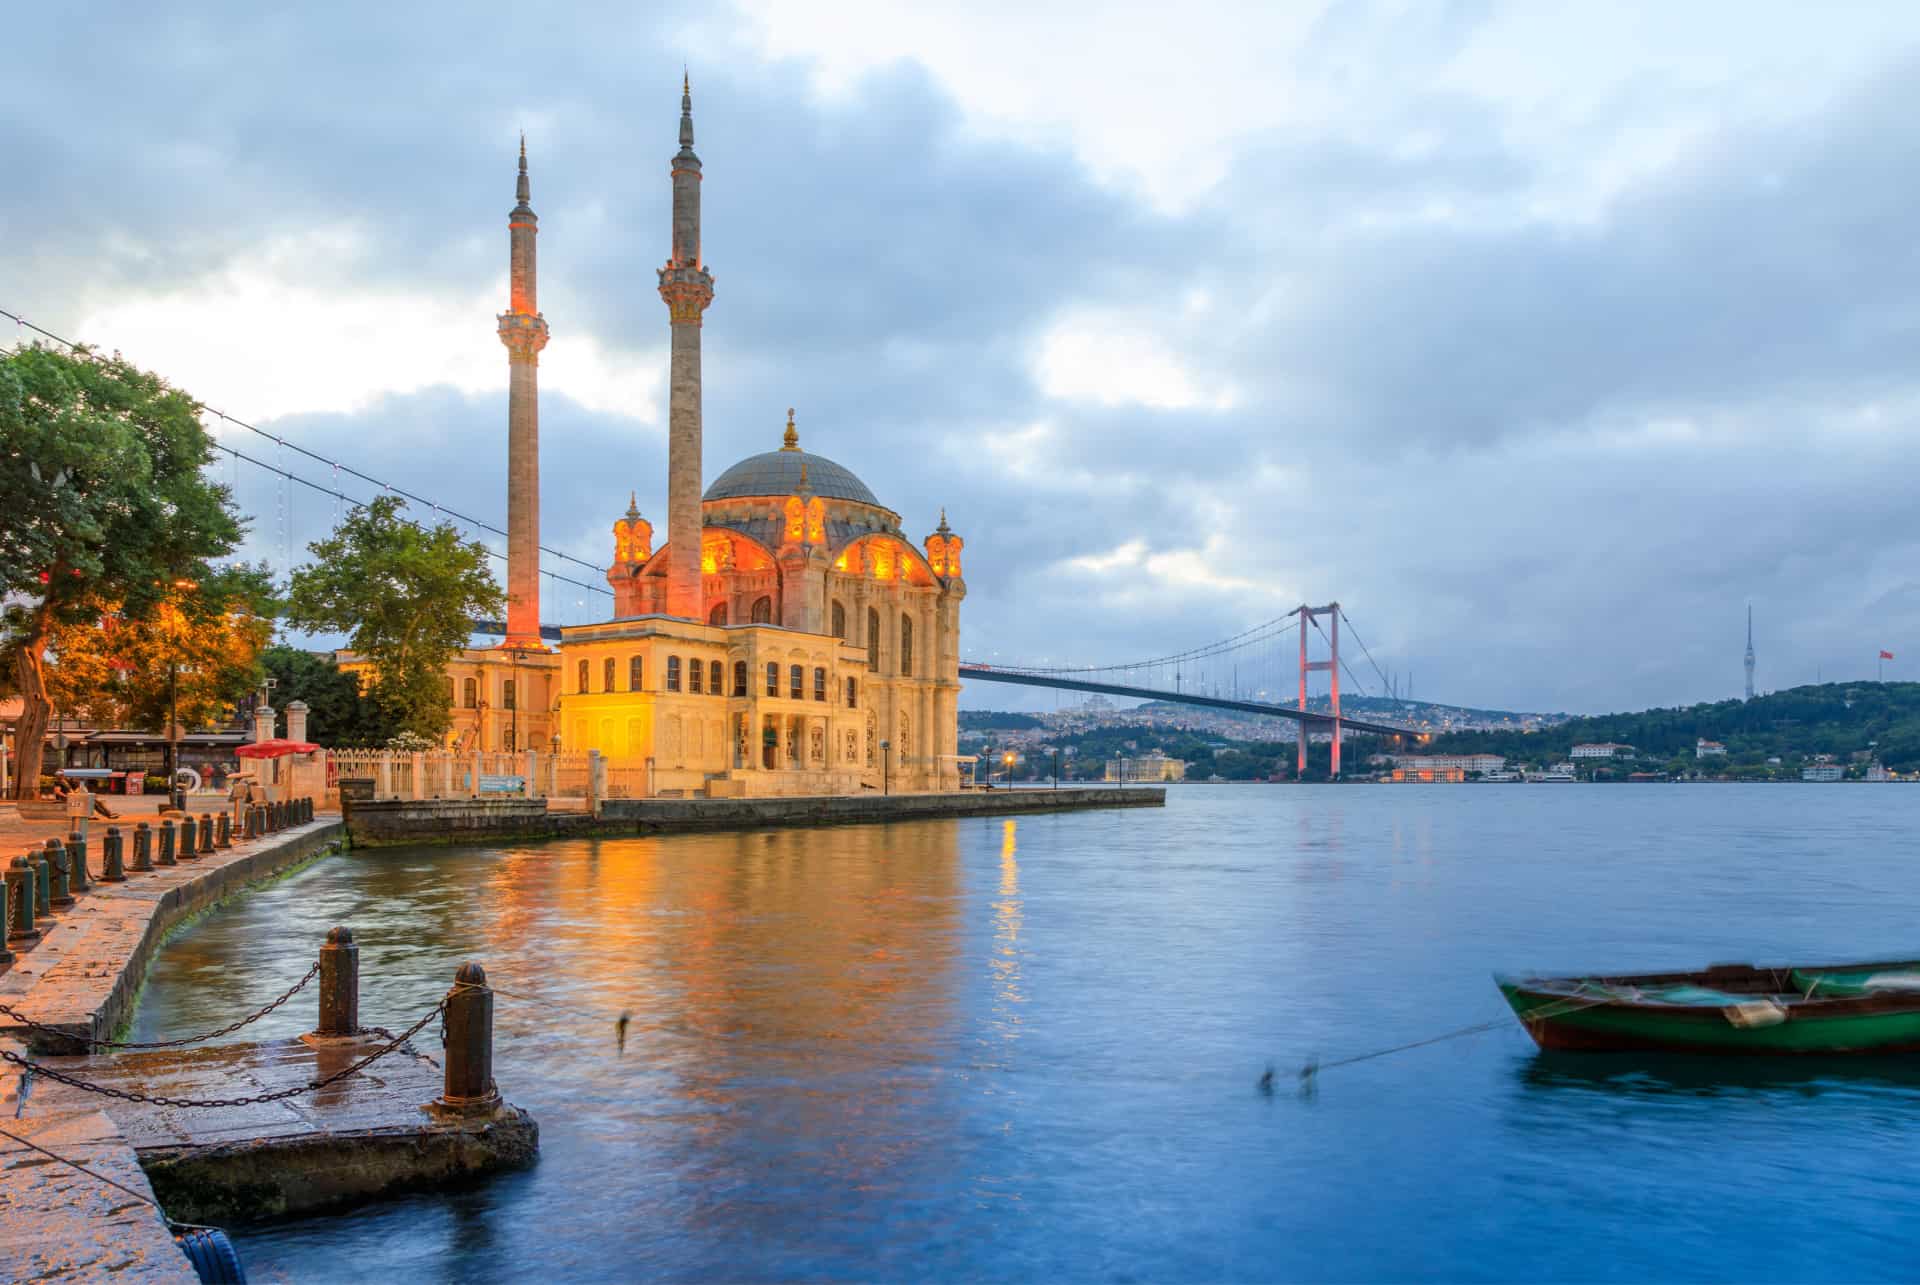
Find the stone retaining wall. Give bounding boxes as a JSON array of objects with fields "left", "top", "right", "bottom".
[{"left": 346, "top": 787, "right": 1163, "bottom": 846}]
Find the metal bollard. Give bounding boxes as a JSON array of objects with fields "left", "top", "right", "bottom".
[
  {"left": 131, "top": 822, "right": 153, "bottom": 872},
  {"left": 101, "top": 826, "right": 126, "bottom": 882},
  {"left": 65, "top": 831, "right": 90, "bottom": 894},
  {"left": 197, "top": 813, "right": 214, "bottom": 854},
  {"left": 0, "top": 876, "right": 13, "bottom": 966},
  {"left": 157, "top": 819, "right": 178, "bottom": 866},
  {"left": 177, "top": 815, "right": 197, "bottom": 860},
  {"left": 216, "top": 812, "right": 231, "bottom": 848},
  {"left": 6, "top": 857, "right": 38, "bottom": 942},
  {"left": 304, "top": 798, "right": 314, "bottom": 823},
  {"left": 44, "top": 839, "right": 72, "bottom": 909},
  {"left": 316, "top": 927, "right": 360, "bottom": 1037},
  {"left": 275, "top": 801, "right": 287, "bottom": 830},
  {"left": 433, "top": 962, "right": 500, "bottom": 1116}
]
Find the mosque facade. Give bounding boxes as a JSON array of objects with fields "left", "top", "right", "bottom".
[{"left": 422, "top": 81, "right": 966, "bottom": 795}]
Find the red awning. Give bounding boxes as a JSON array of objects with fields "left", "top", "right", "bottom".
[{"left": 235, "top": 738, "right": 321, "bottom": 760}]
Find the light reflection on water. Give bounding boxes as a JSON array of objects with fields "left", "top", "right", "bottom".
[{"left": 130, "top": 786, "right": 1920, "bottom": 1283}]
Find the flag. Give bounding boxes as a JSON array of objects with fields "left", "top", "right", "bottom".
[{"left": 1881, "top": 650, "right": 1895, "bottom": 660}]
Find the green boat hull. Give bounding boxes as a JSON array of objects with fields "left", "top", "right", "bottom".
[{"left": 1499, "top": 960, "right": 1920, "bottom": 1055}]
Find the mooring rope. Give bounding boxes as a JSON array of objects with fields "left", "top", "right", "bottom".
[{"left": 1295, "top": 991, "right": 1616, "bottom": 1088}]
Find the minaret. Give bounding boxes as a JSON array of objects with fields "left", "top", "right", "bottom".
[
  {"left": 657, "top": 75, "right": 715, "bottom": 620},
  {"left": 497, "top": 134, "right": 550, "bottom": 648},
  {"left": 1744, "top": 605, "right": 1756, "bottom": 701}
]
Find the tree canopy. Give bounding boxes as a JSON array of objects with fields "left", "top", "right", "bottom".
[
  {"left": 1, "top": 343, "right": 245, "bottom": 796},
  {"left": 283, "top": 495, "right": 501, "bottom": 742}
]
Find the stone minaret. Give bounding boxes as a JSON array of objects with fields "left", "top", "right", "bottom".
[
  {"left": 657, "top": 75, "right": 715, "bottom": 620},
  {"left": 497, "top": 135, "right": 550, "bottom": 648}
]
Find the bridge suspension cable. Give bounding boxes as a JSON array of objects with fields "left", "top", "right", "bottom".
[
  {"left": 2, "top": 307, "right": 614, "bottom": 593},
  {"left": 1336, "top": 607, "right": 1395, "bottom": 699},
  {"left": 969, "top": 613, "right": 1301, "bottom": 676}
]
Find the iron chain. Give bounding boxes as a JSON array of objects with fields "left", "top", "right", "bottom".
[
  {"left": 0, "top": 997, "right": 447, "bottom": 1110},
  {"left": 0, "top": 961, "right": 321, "bottom": 1051}
]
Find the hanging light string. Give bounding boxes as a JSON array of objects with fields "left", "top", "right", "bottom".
[{"left": 1, "top": 306, "right": 614, "bottom": 588}]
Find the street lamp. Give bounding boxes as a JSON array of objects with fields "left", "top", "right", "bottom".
[
  {"left": 1053, "top": 747, "right": 1061, "bottom": 790},
  {"left": 1003, "top": 751, "right": 1015, "bottom": 788},
  {"left": 881, "top": 739, "right": 891, "bottom": 795},
  {"left": 163, "top": 578, "right": 197, "bottom": 811}
]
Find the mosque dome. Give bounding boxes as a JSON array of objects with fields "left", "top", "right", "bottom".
[{"left": 702, "top": 411, "right": 886, "bottom": 508}]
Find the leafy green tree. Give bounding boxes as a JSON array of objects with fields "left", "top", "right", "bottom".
[
  {"left": 283, "top": 496, "right": 500, "bottom": 743},
  {"left": 260, "top": 643, "right": 402, "bottom": 748},
  {"left": 0, "top": 344, "right": 244, "bottom": 797}
]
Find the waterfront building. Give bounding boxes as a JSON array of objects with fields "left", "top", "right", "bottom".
[
  {"left": 557, "top": 82, "right": 965, "bottom": 795},
  {"left": 1802, "top": 763, "right": 1844, "bottom": 782},
  {"left": 1695, "top": 739, "right": 1727, "bottom": 758},
  {"left": 1570, "top": 742, "right": 1632, "bottom": 760},
  {"left": 1389, "top": 763, "right": 1466, "bottom": 783},
  {"left": 1866, "top": 762, "right": 1892, "bottom": 782},
  {"left": 1389, "top": 753, "right": 1506, "bottom": 776},
  {"left": 1104, "top": 752, "right": 1187, "bottom": 783}
]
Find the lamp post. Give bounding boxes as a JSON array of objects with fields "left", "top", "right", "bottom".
[
  {"left": 1053, "top": 747, "right": 1060, "bottom": 790},
  {"left": 1003, "top": 751, "right": 1015, "bottom": 789},
  {"left": 509, "top": 647, "right": 523, "bottom": 754},
  {"left": 881, "top": 739, "right": 891, "bottom": 796},
  {"left": 163, "top": 578, "right": 196, "bottom": 811}
]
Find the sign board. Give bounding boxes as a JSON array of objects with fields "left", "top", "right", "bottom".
[{"left": 478, "top": 774, "right": 525, "bottom": 795}]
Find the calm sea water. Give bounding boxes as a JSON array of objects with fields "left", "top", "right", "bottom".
[{"left": 130, "top": 785, "right": 1920, "bottom": 1283}]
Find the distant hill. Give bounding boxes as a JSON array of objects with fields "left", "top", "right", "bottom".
[
  {"left": 959, "top": 710, "right": 1047, "bottom": 731},
  {"left": 1132, "top": 695, "right": 1563, "bottom": 730},
  {"left": 1428, "top": 682, "right": 1920, "bottom": 770}
]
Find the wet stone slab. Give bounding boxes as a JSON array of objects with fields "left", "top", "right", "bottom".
[
  {"left": 19, "top": 1035, "right": 538, "bottom": 1223},
  {"left": 0, "top": 1109, "right": 195, "bottom": 1283}
]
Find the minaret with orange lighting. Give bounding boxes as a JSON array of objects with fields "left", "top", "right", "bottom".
[
  {"left": 658, "top": 74, "right": 715, "bottom": 620},
  {"left": 497, "top": 135, "right": 550, "bottom": 648}
]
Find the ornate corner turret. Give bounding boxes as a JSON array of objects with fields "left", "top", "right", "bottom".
[
  {"left": 611, "top": 493, "right": 654, "bottom": 574},
  {"left": 925, "top": 507, "right": 964, "bottom": 582}
]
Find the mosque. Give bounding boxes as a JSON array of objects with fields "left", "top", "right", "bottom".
[{"left": 429, "top": 81, "right": 967, "bottom": 795}]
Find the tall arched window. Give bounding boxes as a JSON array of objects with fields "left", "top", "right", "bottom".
[
  {"left": 733, "top": 661, "right": 748, "bottom": 696},
  {"left": 709, "top": 660, "right": 723, "bottom": 695},
  {"left": 463, "top": 677, "right": 477, "bottom": 708},
  {"left": 813, "top": 667, "right": 827, "bottom": 701},
  {"left": 867, "top": 608, "right": 880, "bottom": 668},
  {"left": 629, "top": 655, "right": 644, "bottom": 691},
  {"left": 751, "top": 596, "right": 773, "bottom": 623},
  {"left": 709, "top": 603, "right": 728, "bottom": 626},
  {"left": 765, "top": 662, "right": 779, "bottom": 697},
  {"left": 831, "top": 600, "right": 847, "bottom": 640},
  {"left": 846, "top": 677, "right": 857, "bottom": 708},
  {"left": 789, "top": 665, "right": 804, "bottom": 700},
  {"left": 900, "top": 613, "right": 914, "bottom": 677},
  {"left": 604, "top": 658, "right": 617, "bottom": 692},
  {"left": 689, "top": 659, "right": 703, "bottom": 694},
  {"left": 577, "top": 660, "right": 589, "bottom": 693},
  {"left": 503, "top": 680, "right": 516, "bottom": 711},
  {"left": 666, "top": 656, "right": 682, "bottom": 692}
]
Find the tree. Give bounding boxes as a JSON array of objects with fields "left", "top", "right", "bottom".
[
  {"left": 284, "top": 496, "right": 501, "bottom": 743},
  {"left": 1, "top": 344, "right": 244, "bottom": 798},
  {"left": 42, "top": 564, "right": 276, "bottom": 734},
  {"left": 260, "top": 643, "right": 403, "bottom": 748}
]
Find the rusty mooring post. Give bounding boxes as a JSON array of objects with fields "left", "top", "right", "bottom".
[
  {"left": 43, "top": 839, "right": 72, "bottom": 909},
  {"left": 316, "top": 927, "right": 359, "bottom": 1037},
  {"left": 131, "top": 822, "right": 153, "bottom": 872},
  {"left": 101, "top": 826, "right": 125, "bottom": 882},
  {"left": 64, "top": 831, "right": 90, "bottom": 894},
  {"left": 6, "top": 857, "right": 37, "bottom": 942},
  {"left": 197, "top": 813, "right": 214, "bottom": 854},
  {"left": 177, "top": 816, "right": 197, "bottom": 860},
  {"left": 157, "top": 819, "right": 178, "bottom": 866},
  {"left": 434, "top": 962, "right": 500, "bottom": 1116},
  {"left": 215, "top": 811, "right": 231, "bottom": 848}
]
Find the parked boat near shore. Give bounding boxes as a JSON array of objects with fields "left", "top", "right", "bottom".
[{"left": 1498, "top": 959, "right": 1920, "bottom": 1054}]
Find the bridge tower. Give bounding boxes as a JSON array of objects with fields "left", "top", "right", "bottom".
[{"left": 1297, "top": 603, "right": 1341, "bottom": 778}]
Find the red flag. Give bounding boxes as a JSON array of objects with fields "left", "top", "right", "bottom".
[{"left": 1881, "top": 650, "right": 1895, "bottom": 660}]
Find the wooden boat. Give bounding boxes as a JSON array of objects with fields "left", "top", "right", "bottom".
[{"left": 1498, "top": 959, "right": 1920, "bottom": 1055}]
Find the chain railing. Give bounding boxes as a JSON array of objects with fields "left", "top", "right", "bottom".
[{"left": 0, "top": 962, "right": 320, "bottom": 1051}]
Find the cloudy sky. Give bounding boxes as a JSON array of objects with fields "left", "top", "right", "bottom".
[{"left": 13, "top": 1, "right": 1920, "bottom": 714}]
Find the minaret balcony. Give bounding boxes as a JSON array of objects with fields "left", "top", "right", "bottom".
[{"left": 498, "top": 311, "right": 550, "bottom": 356}]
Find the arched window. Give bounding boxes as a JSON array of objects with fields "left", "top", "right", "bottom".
[
  {"left": 867, "top": 607, "right": 880, "bottom": 668},
  {"left": 604, "top": 658, "right": 616, "bottom": 692},
  {"left": 666, "top": 656, "right": 682, "bottom": 692},
  {"left": 733, "top": 661, "right": 748, "bottom": 696},
  {"left": 689, "top": 659, "right": 703, "bottom": 694},
  {"left": 709, "top": 602, "right": 728, "bottom": 626},
  {"left": 629, "top": 655, "right": 644, "bottom": 692},
  {"left": 463, "top": 677, "right": 477, "bottom": 708},
  {"left": 789, "top": 665, "right": 804, "bottom": 700},
  {"left": 813, "top": 666, "right": 827, "bottom": 701},
  {"left": 503, "top": 680, "right": 516, "bottom": 711},
  {"left": 831, "top": 600, "right": 847, "bottom": 640},
  {"left": 765, "top": 662, "right": 779, "bottom": 697},
  {"left": 900, "top": 613, "right": 914, "bottom": 677},
  {"left": 751, "top": 596, "right": 773, "bottom": 623},
  {"left": 709, "top": 660, "right": 723, "bottom": 695},
  {"left": 846, "top": 676, "right": 857, "bottom": 708},
  {"left": 577, "top": 660, "right": 589, "bottom": 693}
]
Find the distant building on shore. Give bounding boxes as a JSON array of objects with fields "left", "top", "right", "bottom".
[
  {"left": 1105, "top": 752, "right": 1186, "bottom": 783},
  {"left": 1695, "top": 739, "right": 1727, "bottom": 758},
  {"left": 1802, "top": 763, "right": 1844, "bottom": 782},
  {"left": 1389, "top": 753, "right": 1506, "bottom": 776},
  {"left": 1571, "top": 742, "right": 1633, "bottom": 760}
]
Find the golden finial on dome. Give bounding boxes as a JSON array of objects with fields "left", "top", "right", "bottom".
[{"left": 781, "top": 407, "right": 800, "bottom": 451}]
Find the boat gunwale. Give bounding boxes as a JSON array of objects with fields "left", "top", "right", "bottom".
[{"left": 1499, "top": 958, "right": 1920, "bottom": 1018}]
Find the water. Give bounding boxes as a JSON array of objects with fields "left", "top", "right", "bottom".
[{"left": 129, "top": 785, "right": 1920, "bottom": 1282}]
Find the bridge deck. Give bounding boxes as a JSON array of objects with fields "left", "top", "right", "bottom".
[{"left": 958, "top": 666, "right": 1421, "bottom": 739}]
